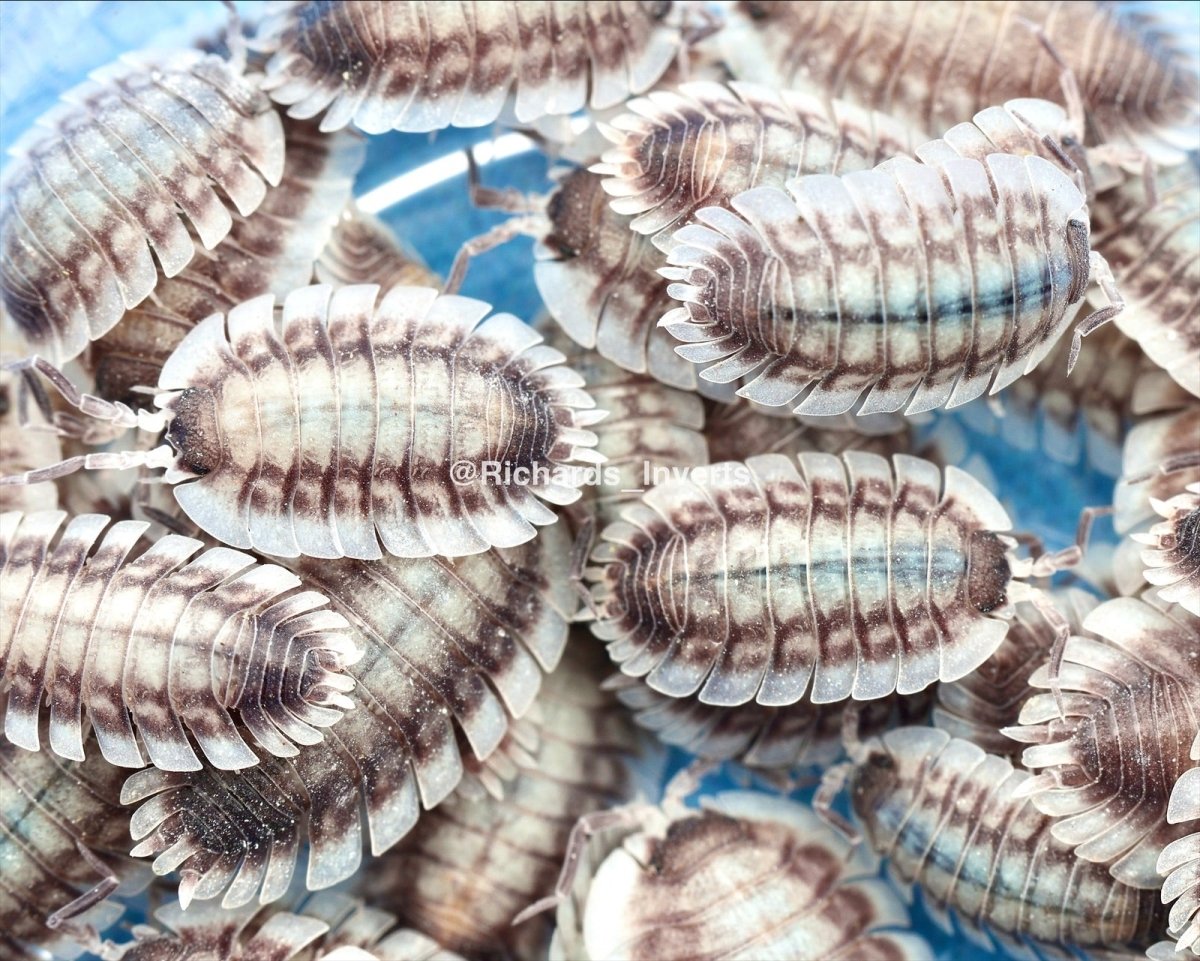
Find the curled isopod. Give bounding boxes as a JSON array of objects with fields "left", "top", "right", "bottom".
[
  {"left": 1004, "top": 597, "right": 1200, "bottom": 888},
  {"left": 659, "top": 151, "right": 1123, "bottom": 416},
  {"left": 89, "top": 118, "right": 366, "bottom": 406},
  {"left": 315, "top": 205, "right": 440, "bottom": 291},
  {"left": 256, "top": 1, "right": 684, "bottom": 134},
  {"left": 1151, "top": 733, "right": 1200, "bottom": 959},
  {"left": 1131, "top": 485, "right": 1200, "bottom": 615},
  {"left": 723, "top": 1, "right": 1200, "bottom": 162},
  {"left": 0, "top": 50, "right": 285, "bottom": 363},
  {"left": 587, "top": 450, "right": 1068, "bottom": 709},
  {"left": 0, "top": 510, "right": 360, "bottom": 772},
  {"left": 1, "top": 733, "right": 146, "bottom": 960},
  {"left": 120, "top": 522, "right": 575, "bottom": 908},
  {"left": 358, "top": 640, "right": 645, "bottom": 960},
  {"left": 1, "top": 285, "right": 602, "bottom": 560},
  {"left": 548, "top": 791, "right": 931, "bottom": 961},
  {"left": 846, "top": 726, "right": 1169, "bottom": 956}
]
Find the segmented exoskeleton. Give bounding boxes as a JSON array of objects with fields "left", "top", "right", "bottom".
[
  {"left": 1152, "top": 733, "right": 1200, "bottom": 959},
  {"left": 849, "top": 727, "right": 1169, "bottom": 956},
  {"left": 1, "top": 285, "right": 602, "bottom": 560},
  {"left": 660, "top": 150, "right": 1120, "bottom": 416},
  {"left": 1132, "top": 485, "right": 1200, "bottom": 616},
  {"left": 549, "top": 791, "right": 931, "bottom": 961},
  {"left": 587, "top": 451, "right": 1057, "bottom": 708},
  {"left": 315, "top": 206, "right": 440, "bottom": 291},
  {"left": 723, "top": 1, "right": 1200, "bottom": 162},
  {"left": 121, "top": 522, "right": 575, "bottom": 908},
  {"left": 0, "top": 50, "right": 285, "bottom": 363},
  {"left": 257, "top": 1, "right": 683, "bottom": 134},
  {"left": 0, "top": 510, "right": 359, "bottom": 771},
  {"left": 89, "top": 118, "right": 365, "bottom": 406},
  {"left": 358, "top": 641, "right": 643, "bottom": 961},
  {"left": 1005, "top": 597, "right": 1200, "bottom": 888}
]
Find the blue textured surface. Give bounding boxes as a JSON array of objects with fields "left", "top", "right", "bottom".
[{"left": 2, "top": 3, "right": 1192, "bottom": 960}]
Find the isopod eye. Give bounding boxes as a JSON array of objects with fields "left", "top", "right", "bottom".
[
  {"left": 165, "top": 386, "right": 222, "bottom": 477},
  {"left": 638, "top": 0, "right": 672, "bottom": 20},
  {"left": 743, "top": 2, "right": 770, "bottom": 20},
  {"left": 868, "top": 752, "right": 896, "bottom": 773}
]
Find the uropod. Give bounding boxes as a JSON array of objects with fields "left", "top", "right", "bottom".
[
  {"left": 586, "top": 450, "right": 1075, "bottom": 708},
  {"left": 0, "top": 285, "right": 603, "bottom": 560}
]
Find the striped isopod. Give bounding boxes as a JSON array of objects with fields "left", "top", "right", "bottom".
[
  {"left": 548, "top": 791, "right": 931, "bottom": 961},
  {"left": 315, "top": 205, "right": 441, "bottom": 291},
  {"left": 1131, "top": 485, "right": 1200, "bottom": 616},
  {"left": 1005, "top": 597, "right": 1200, "bottom": 888},
  {"left": 1152, "top": 734, "right": 1200, "bottom": 958},
  {"left": 256, "top": 1, "right": 684, "bottom": 134},
  {"left": 1, "top": 733, "right": 146, "bottom": 960},
  {"left": 1091, "top": 158, "right": 1200, "bottom": 398},
  {"left": 931, "top": 589, "right": 1099, "bottom": 763},
  {"left": 1, "top": 285, "right": 602, "bottom": 560},
  {"left": 358, "top": 640, "right": 645, "bottom": 960},
  {"left": 587, "top": 450, "right": 1047, "bottom": 708},
  {"left": 0, "top": 50, "right": 285, "bottom": 364},
  {"left": 846, "top": 727, "right": 1169, "bottom": 956},
  {"left": 722, "top": 1, "right": 1200, "bottom": 162},
  {"left": 88, "top": 118, "right": 366, "bottom": 406},
  {"left": 121, "top": 521, "right": 575, "bottom": 908},
  {"left": 659, "top": 151, "right": 1122, "bottom": 416},
  {"left": 0, "top": 363, "right": 61, "bottom": 514},
  {"left": 0, "top": 510, "right": 360, "bottom": 772}
]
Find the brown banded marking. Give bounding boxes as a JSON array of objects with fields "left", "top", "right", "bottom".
[
  {"left": 549, "top": 791, "right": 931, "bottom": 961},
  {"left": 1, "top": 285, "right": 603, "bottom": 560},
  {"left": 932, "top": 589, "right": 1098, "bottom": 762},
  {"left": 1004, "top": 597, "right": 1200, "bottom": 888},
  {"left": 0, "top": 732, "right": 147, "bottom": 961},
  {"left": 1091, "top": 159, "right": 1200, "bottom": 398},
  {"left": 257, "top": 1, "right": 683, "bottom": 134},
  {"left": 723, "top": 1, "right": 1200, "bottom": 163},
  {"left": 659, "top": 152, "right": 1120, "bottom": 416},
  {"left": 121, "top": 522, "right": 575, "bottom": 908},
  {"left": 358, "top": 640, "right": 643, "bottom": 961},
  {"left": 587, "top": 451, "right": 1026, "bottom": 709},
  {"left": 89, "top": 118, "right": 366, "bottom": 406},
  {"left": 0, "top": 50, "right": 285, "bottom": 364},
  {"left": 849, "top": 727, "right": 1169, "bottom": 956},
  {"left": 315, "top": 205, "right": 441, "bottom": 291},
  {"left": 1131, "top": 484, "right": 1200, "bottom": 616},
  {"left": 1152, "top": 733, "right": 1199, "bottom": 959},
  {"left": 0, "top": 510, "right": 359, "bottom": 771}
]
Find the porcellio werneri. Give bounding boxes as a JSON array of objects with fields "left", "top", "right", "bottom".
[
  {"left": 357, "top": 640, "right": 644, "bottom": 961},
  {"left": 722, "top": 1, "right": 1200, "bottom": 161},
  {"left": 256, "top": 0, "right": 684, "bottom": 134},
  {"left": 1133, "top": 484, "right": 1200, "bottom": 616},
  {"left": 120, "top": 521, "right": 575, "bottom": 908},
  {"left": 548, "top": 791, "right": 931, "bottom": 961},
  {"left": 1, "top": 733, "right": 146, "bottom": 960},
  {"left": 587, "top": 450, "right": 1054, "bottom": 709},
  {"left": 1005, "top": 597, "right": 1200, "bottom": 889},
  {"left": 89, "top": 118, "right": 366, "bottom": 406},
  {"left": 0, "top": 50, "right": 285, "bottom": 364},
  {"left": 0, "top": 510, "right": 359, "bottom": 772},
  {"left": 1153, "top": 733, "right": 1200, "bottom": 959},
  {"left": 2, "top": 285, "right": 602, "bottom": 560},
  {"left": 847, "top": 726, "right": 1169, "bottom": 957}
]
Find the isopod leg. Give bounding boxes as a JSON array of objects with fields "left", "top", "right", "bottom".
[
  {"left": 569, "top": 513, "right": 598, "bottom": 618},
  {"left": 443, "top": 217, "right": 544, "bottom": 295},
  {"left": 814, "top": 761, "right": 861, "bottom": 846},
  {"left": 1067, "top": 253, "right": 1125, "bottom": 374},
  {"left": 45, "top": 842, "right": 119, "bottom": 929},
  {"left": 5, "top": 355, "right": 164, "bottom": 437},
  {"left": 466, "top": 148, "right": 543, "bottom": 214}
]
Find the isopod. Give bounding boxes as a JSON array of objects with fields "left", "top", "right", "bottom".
[
  {"left": 1131, "top": 484, "right": 1200, "bottom": 615},
  {"left": 121, "top": 521, "right": 575, "bottom": 907},
  {"left": 0, "top": 510, "right": 359, "bottom": 771},
  {"left": 357, "top": 640, "right": 644, "bottom": 960},
  {"left": 315, "top": 205, "right": 441, "bottom": 291},
  {"left": 587, "top": 450, "right": 1064, "bottom": 708},
  {"left": 1, "top": 285, "right": 602, "bottom": 560},
  {"left": 1004, "top": 597, "right": 1200, "bottom": 888},
  {"left": 1, "top": 732, "right": 145, "bottom": 960},
  {"left": 548, "top": 791, "right": 931, "bottom": 961},
  {"left": 722, "top": 1, "right": 1200, "bottom": 162},
  {"left": 1114, "top": 386, "right": 1200, "bottom": 534},
  {"left": 659, "top": 152, "right": 1122, "bottom": 416},
  {"left": 256, "top": 1, "right": 684, "bottom": 134},
  {"left": 845, "top": 726, "right": 1169, "bottom": 956},
  {"left": 0, "top": 50, "right": 285, "bottom": 363},
  {"left": 1152, "top": 733, "right": 1200, "bottom": 958},
  {"left": 89, "top": 118, "right": 366, "bottom": 406}
]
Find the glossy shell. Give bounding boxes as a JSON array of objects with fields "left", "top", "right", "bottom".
[
  {"left": 851, "top": 726, "right": 1168, "bottom": 955},
  {"left": 589, "top": 451, "right": 1017, "bottom": 707},
  {"left": 258, "top": 1, "right": 682, "bottom": 133},
  {"left": 659, "top": 153, "right": 1094, "bottom": 416},
  {"left": 555, "top": 791, "right": 931, "bottom": 961},
  {"left": 1006, "top": 597, "right": 1200, "bottom": 888},
  {"left": 121, "top": 522, "right": 575, "bottom": 907},
  {"left": 0, "top": 50, "right": 285, "bottom": 363},
  {"left": 152, "top": 284, "right": 601, "bottom": 559},
  {"left": 1135, "top": 484, "right": 1200, "bottom": 615},
  {"left": 1154, "top": 733, "right": 1200, "bottom": 958},
  {"left": 0, "top": 510, "right": 358, "bottom": 771}
]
